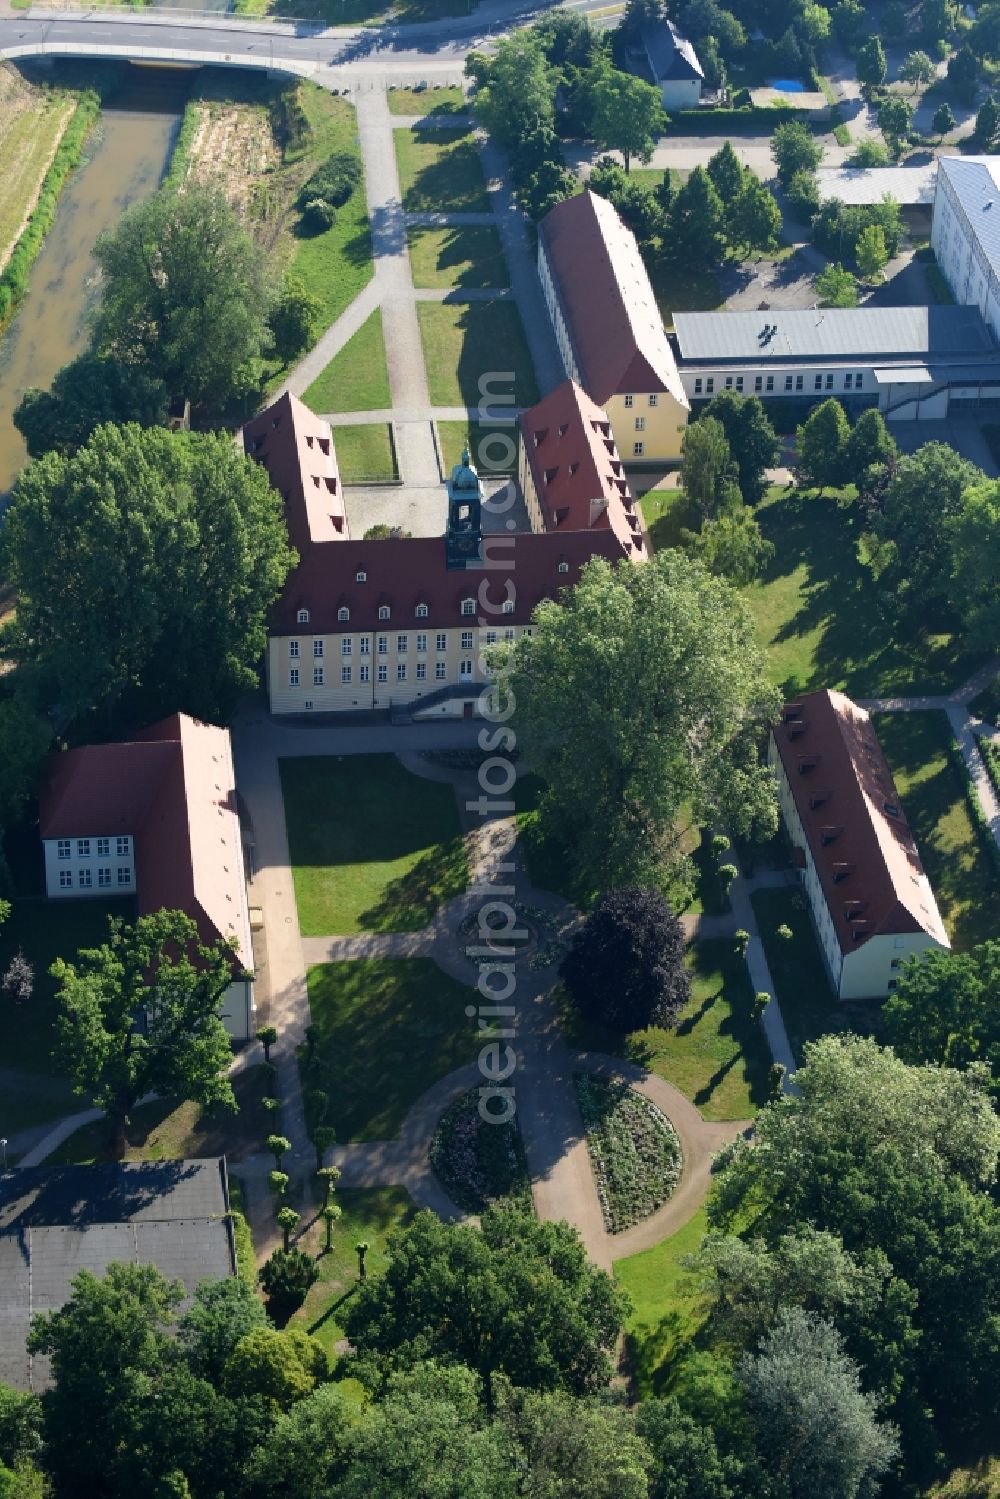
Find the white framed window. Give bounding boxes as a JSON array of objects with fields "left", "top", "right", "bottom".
[
  {"left": 304, "top": 700, "right": 313, "bottom": 710},
  {"left": 784, "top": 375, "right": 793, "bottom": 391},
  {"left": 97, "top": 837, "right": 109, "bottom": 858},
  {"left": 694, "top": 378, "right": 702, "bottom": 395},
  {"left": 502, "top": 599, "right": 514, "bottom": 614},
  {"left": 57, "top": 839, "right": 71, "bottom": 860},
  {"left": 459, "top": 660, "right": 473, "bottom": 679},
  {"left": 558, "top": 561, "right": 569, "bottom": 573},
  {"left": 814, "top": 374, "right": 823, "bottom": 391},
  {"left": 360, "top": 663, "right": 370, "bottom": 683},
  {"left": 436, "top": 632, "right": 447, "bottom": 652},
  {"left": 378, "top": 664, "right": 388, "bottom": 683},
  {"left": 313, "top": 667, "right": 324, "bottom": 686},
  {"left": 844, "top": 372, "right": 854, "bottom": 390},
  {"left": 59, "top": 869, "right": 72, "bottom": 888},
  {"left": 754, "top": 375, "right": 763, "bottom": 392},
  {"left": 117, "top": 867, "right": 130, "bottom": 886},
  {"left": 486, "top": 629, "right": 497, "bottom": 645},
  {"left": 98, "top": 867, "right": 111, "bottom": 888},
  {"left": 461, "top": 630, "right": 474, "bottom": 649},
  {"left": 855, "top": 374, "right": 863, "bottom": 389},
  {"left": 377, "top": 635, "right": 388, "bottom": 655},
  {"left": 396, "top": 634, "right": 408, "bottom": 653},
  {"left": 297, "top": 608, "right": 310, "bottom": 624},
  {"left": 504, "top": 627, "right": 515, "bottom": 643},
  {"left": 735, "top": 376, "right": 744, "bottom": 392},
  {"left": 378, "top": 605, "right": 390, "bottom": 620},
  {"left": 356, "top": 570, "right": 367, "bottom": 583},
  {"left": 416, "top": 662, "right": 427, "bottom": 680},
  {"left": 342, "top": 639, "right": 352, "bottom": 656},
  {"left": 633, "top": 442, "right": 644, "bottom": 457},
  {"left": 766, "top": 375, "right": 774, "bottom": 392},
  {"left": 117, "top": 836, "right": 130, "bottom": 857},
  {"left": 624, "top": 393, "right": 634, "bottom": 407},
  {"left": 416, "top": 603, "right": 428, "bottom": 618},
  {"left": 78, "top": 868, "right": 92, "bottom": 889},
  {"left": 290, "top": 667, "right": 300, "bottom": 686},
  {"left": 359, "top": 636, "right": 370, "bottom": 655},
  {"left": 706, "top": 377, "right": 714, "bottom": 393},
  {"left": 416, "top": 632, "right": 427, "bottom": 652},
  {"left": 342, "top": 666, "right": 352, "bottom": 684},
  {"left": 795, "top": 375, "right": 803, "bottom": 391},
  {"left": 397, "top": 663, "right": 406, "bottom": 682},
  {"left": 635, "top": 416, "right": 645, "bottom": 432},
  {"left": 648, "top": 392, "right": 658, "bottom": 407},
  {"left": 77, "top": 839, "right": 90, "bottom": 859},
  {"left": 338, "top": 606, "right": 350, "bottom": 622},
  {"left": 461, "top": 598, "right": 475, "bottom": 616},
  {"left": 436, "top": 662, "right": 447, "bottom": 680},
  {"left": 289, "top": 640, "right": 300, "bottom": 658},
  {"left": 825, "top": 373, "right": 834, "bottom": 390},
  {"left": 313, "top": 639, "right": 324, "bottom": 658},
  {"left": 725, "top": 375, "right": 733, "bottom": 389}
]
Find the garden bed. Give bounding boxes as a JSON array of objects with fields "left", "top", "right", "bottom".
[
  {"left": 456, "top": 900, "right": 567, "bottom": 969},
  {"left": 575, "top": 1076, "right": 682, "bottom": 1234},
  {"left": 430, "top": 1087, "right": 532, "bottom": 1213}
]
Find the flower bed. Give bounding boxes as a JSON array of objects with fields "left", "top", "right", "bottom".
[
  {"left": 575, "top": 1076, "right": 682, "bottom": 1234},
  {"left": 430, "top": 1088, "right": 532, "bottom": 1214}
]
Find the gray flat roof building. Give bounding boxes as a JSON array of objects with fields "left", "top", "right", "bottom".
[
  {"left": 672, "top": 305, "right": 996, "bottom": 365},
  {"left": 815, "top": 163, "right": 938, "bottom": 207},
  {"left": 0, "top": 1160, "right": 234, "bottom": 1391}
]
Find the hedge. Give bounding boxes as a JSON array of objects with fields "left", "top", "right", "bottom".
[
  {"left": 0, "top": 89, "right": 100, "bottom": 333},
  {"left": 664, "top": 104, "right": 814, "bottom": 134},
  {"left": 163, "top": 99, "right": 199, "bottom": 189},
  {"left": 946, "top": 737, "right": 1000, "bottom": 881}
]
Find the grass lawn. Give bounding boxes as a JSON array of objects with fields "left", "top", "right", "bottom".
[
  {"left": 387, "top": 85, "right": 465, "bottom": 116},
  {"left": 395, "top": 126, "right": 489, "bottom": 213},
  {"left": 45, "top": 1063, "right": 273, "bottom": 1166},
  {"left": 303, "top": 309, "right": 390, "bottom": 414},
  {"left": 287, "top": 88, "right": 373, "bottom": 334},
  {"left": 303, "top": 959, "right": 474, "bottom": 1139},
  {"left": 750, "top": 886, "right": 846, "bottom": 1063},
  {"left": 331, "top": 423, "right": 398, "bottom": 482},
  {"left": 875, "top": 711, "right": 1000, "bottom": 951},
  {"left": 438, "top": 417, "right": 518, "bottom": 475},
  {"left": 417, "top": 300, "right": 539, "bottom": 409},
  {"left": 615, "top": 1206, "right": 711, "bottom": 1397},
  {"left": 289, "top": 1186, "right": 416, "bottom": 1360},
  {"left": 407, "top": 223, "right": 508, "bottom": 289},
  {"left": 629, "top": 167, "right": 666, "bottom": 192},
  {"left": 970, "top": 672, "right": 1000, "bottom": 726},
  {"left": 639, "top": 485, "right": 699, "bottom": 552},
  {"left": 0, "top": 82, "right": 75, "bottom": 264},
  {"left": 746, "top": 488, "right": 983, "bottom": 699},
  {"left": 650, "top": 258, "right": 723, "bottom": 329},
  {"left": 560, "top": 939, "right": 770, "bottom": 1122},
  {"left": 279, "top": 753, "right": 467, "bottom": 935}
]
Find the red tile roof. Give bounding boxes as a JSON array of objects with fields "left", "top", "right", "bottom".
[
  {"left": 518, "top": 379, "right": 648, "bottom": 559},
  {"left": 242, "top": 391, "right": 348, "bottom": 553},
  {"left": 40, "top": 715, "right": 252, "bottom": 971},
  {"left": 244, "top": 394, "right": 643, "bottom": 639},
  {"left": 772, "top": 690, "right": 948, "bottom": 953},
  {"left": 538, "top": 191, "right": 689, "bottom": 409}
]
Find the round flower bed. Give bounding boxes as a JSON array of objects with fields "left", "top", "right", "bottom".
[
  {"left": 457, "top": 907, "right": 538, "bottom": 958},
  {"left": 574, "top": 1075, "right": 682, "bottom": 1234},
  {"left": 430, "top": 1088, "right": 533, "bottom": 1214},
  {"left": 456, "top": 901, "right": 568, "bottom": 970}
]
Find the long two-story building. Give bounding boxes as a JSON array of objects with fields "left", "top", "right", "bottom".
[
  {"left": 932, "top": 154, "right": 1000, "bottom": 344},
  {"left": 769, "top": 689, "right": 949, "bottom": 1001}
]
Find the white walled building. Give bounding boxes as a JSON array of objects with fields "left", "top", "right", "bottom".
[
  {"left": 639, "top": 19, "right": 703, "bottom": 109},
  {"left": 932, "top": 155, "right": 1000, "bottom": 342},
  {"left": 671, "top": 305, "right": 1000, "bottom": 421},
  {"left": 769, "top": 690, "right": 949, "bottom": 1001},
  {"left": 39, "top": 715, "right": 255, "bottom": 1039}
]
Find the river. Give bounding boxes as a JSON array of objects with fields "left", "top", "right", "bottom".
[{"left": 0, "top": 67, "right": 183, "bottom": 497}]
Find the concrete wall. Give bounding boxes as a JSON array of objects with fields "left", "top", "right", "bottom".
[{"left": 44, "top": 836, "right": 136, "bottom": 898}]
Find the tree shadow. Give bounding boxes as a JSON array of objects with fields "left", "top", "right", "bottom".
[
  {"left": 359, "top": 833, "right": 468, "bottom": 931},
  {"left": 401, "top": 128, "right": 487, "bottom": 214}
]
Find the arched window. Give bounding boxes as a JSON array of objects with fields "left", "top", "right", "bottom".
[{"left": 297, "top": 608, "right": 310, "bottom": 624}]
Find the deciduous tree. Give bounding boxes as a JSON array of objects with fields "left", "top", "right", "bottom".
[
  {"left": 561, "top": 887, "right": 690, "bottom": 1031},
  {"left": 816, "top": 261, "right": 858, "bottom": 307},
  {"left": 269, "top": 277, "right": 323, "bottom": 367},
  {"left": 589, "top": 66, "right": 665, "bottom": 170},
  {"left": 946, "top": 478, "right": 1000, "bottom": 645},
  {"left": 681, "top": 415, "right": 739, "bottom": 521},
  {"left": 795, "top": 398, "right": 851, "bottom": 491},
  {"left": 179, "top": 1277, "right": 269, "bottom": 1385},
  {"left": 878, "top": 94, "right": 913, "bottom": 155},
  {"left": 702, "top": 391, "right": 780, "bottom": 505},
  {"left": 857, "top": 34, "right": 888, "bottom": 90},
  {"left": 855, "top": 223, "right": 889, "bottom": 281},
  {"left": 933, "top": 100, "right": 956, "bottom": 138},
  {"left": 13, "top": 353, "right": 168, "bottom": 460},
  {"left": 883, "top": 941, "right": 1000, "bottom": 1081},
  {"left": 845, "top": 407, "right": 896, "bottom": 486},
  {"left": 900, "top": 49, "right": 935, "bottom": 89},
  {"left": 668, "top": 166, "right": 726, "bottom": 260},
  {"left": 771, "top": 119, "right": 822, "bottom": 184},
  {"left": 732, "top": 176, "right": 783, "bottom": 254},
  {"left": 51, "top": 909, "right": 239, "bottom": 1156}
]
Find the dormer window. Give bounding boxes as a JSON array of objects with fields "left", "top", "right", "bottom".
[
  {"left": 502, "top": 599, "right": 515, "bottom": 614},
  {"left": 297, "top": 609, "right": 310, "bottom": 624},
  {"left": 378, "top": 605, "right": 390, "bottom": 620},
  {"left": 338, "top": 607, "right": 350, "bottom": 622},
  {"left": 461, "top": 599, "right": 475, "bottom": 616},
  {"left": 558, "top": 561, "right": 569, "bottom": 574},
  {"left": 356, "top": 571, "right": 367, "bottom": 584},
  {"left": 416, "top": 603, "right": 429, "bottom": 618}
]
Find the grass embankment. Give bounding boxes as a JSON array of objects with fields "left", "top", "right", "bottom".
[
  {"left": 304, "top": 959, "right": 474, "bottom": 1139},
  {"left": 279, "top": 753, "right": 467, "bottom": 934},
  {"left": 417, "top": 300, "right": 539, "bottom": 409},
  {"left": 0, "top": 82, "right": 99, "bottom": 333},
  {"left": 167, "top": 72, "right": 371, "bottom": 339},
  {"left": 303, "top": 309, "right": 391, "bottom": 414},
  {"left": 746, "top": 488, "right": 981, "bottom": 699},
  {"left": 407, "top": 223, "right": 509, "bottom": 289},
  {"left": 395, "top": 125, "right": 490, "bottom": 213}
]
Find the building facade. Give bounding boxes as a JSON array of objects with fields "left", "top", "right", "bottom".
[
  {"left": 538, "top": 191, "right": 689, "bottom": 462},
  {"left": 39, "top": 715, "right": 255, "bottom": 1038},
  {"left": 672, "top": 305, "right": 1000, "bottom": 421},
  {"left": 640, "top": 19, "right": 703, "bottom": 109},
  {"left": 244, "top": 392, "right": 645, "bottom": 721},
  {"left": 769, "top": 690, "right": 949, "bottom": 1001},
  {"left": 932, "top": 154, "right": 1000, "bottom": 343}
]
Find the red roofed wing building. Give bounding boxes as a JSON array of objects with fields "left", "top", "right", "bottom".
[
  {"left": 243, "top": 391, "right": 645, "bottom": 718},
  {"left": 769, "top": 689, "right": 949, "bottom": 1000},
  {"left": 537, "top": 191, "right": 689, "bottom": 464},
  {"left": 39, "top": 714, "right": 254, "bottom": 1038}
]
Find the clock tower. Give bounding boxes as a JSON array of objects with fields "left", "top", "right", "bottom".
[{"left": 445, "top": 448, "right": 483, "bottom": 568}]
